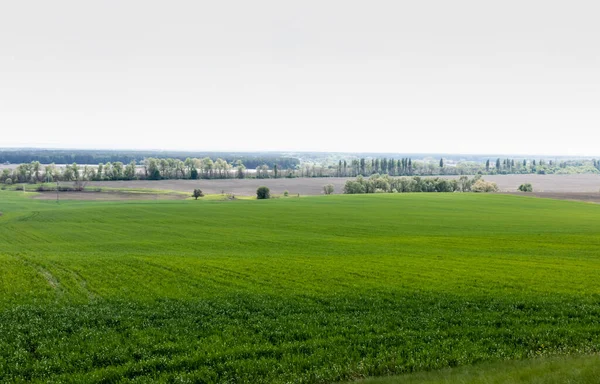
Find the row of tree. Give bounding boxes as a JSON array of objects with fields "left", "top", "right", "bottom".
[
  {"left": 343, "top": 174, "right": 499, "bottom": 194},
  {"left": 0, "top": 150, "right": 300, "bottom": 170},
  {"left": 0, "top": 158, "right": 295, "bottom": 184},
  {"left": 325, "top": 157, "right": 600, "bottom": 177},
  {"left": 2, "top": 156, "right": 599, "bottom": 185},
  {"left": 484, "top": 158, "right": 600, "bottom": 174}
]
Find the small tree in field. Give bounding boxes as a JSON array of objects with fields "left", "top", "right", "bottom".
[
  {"left": 518, "top": 183, "right": 533, "bottom": 192},
  {"left": 323, "top": 184, "right": 334, "bottom": 195},
  {"left": 192, "top": 189, "right": 204, "bottom": 200},
  {"left": 256, "top": 186, "right": 270, "bottom": 199},
  {"left": 471, "top": 179, "right": 499, "bottom": 193}
]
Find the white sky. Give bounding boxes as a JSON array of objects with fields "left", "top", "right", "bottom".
[{"left": 1, "top": 1, "right": 598, "bottom": 156}]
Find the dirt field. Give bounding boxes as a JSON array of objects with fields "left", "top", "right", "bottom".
[
  {"left": 85, "top": 174, "right": 600, "bottom": 196},
  {"left": 32, "top": 191, "right": 187, "bottom": 201}
]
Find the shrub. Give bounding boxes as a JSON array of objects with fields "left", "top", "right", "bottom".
[
  {"left": 256, "top": 186, "right": 270, "bottom": 199},
  {"left": 518, "top": 183, "right": 533, "bottom": 192},
  {"left": 323, "top": 184, "right": 334, "bottom": 195},
  {"left": 283, "top": 190, "right": 289, "bottom": 197},
  {"left": 4, "top": 178, "right": 12, "bottom": 185},
  {"left": 343, "top": 180, "right": 366, "bottom": 194},
  {"left": 192, "top": 189, "right": 204, "bottom": 200},
  {"left": 472, "top": 179, "right": 499, "bottom": 193}
]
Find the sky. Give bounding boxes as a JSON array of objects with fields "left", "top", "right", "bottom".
[{"left": 0, "top": 1, "right": 598, "bottom": 156}]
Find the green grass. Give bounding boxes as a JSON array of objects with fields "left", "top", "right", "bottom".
[
  {"left": 1, "top": 191, "right": 600, "bottom": 383},
  {"left": 355, "top": 354, "right": 600, "bottom": 384}
]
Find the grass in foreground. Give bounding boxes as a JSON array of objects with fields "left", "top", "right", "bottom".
[
  {"left": 356, "top": 354, "right": 600, "bottom": 384},
  {"left": 1, "top": 191, "right": 600, "bottom": 382}
]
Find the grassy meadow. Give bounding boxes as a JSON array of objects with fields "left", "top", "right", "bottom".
[{"left": 1, "top": 190, "right": 600, "bottom": 382}]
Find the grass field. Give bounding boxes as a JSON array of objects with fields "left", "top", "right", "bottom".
[
  {"left": 1, "top": 191, "right": 600, "bottom": 382},
  {"left": 357, "top": 354, "right": 600, "bottom": 384}
]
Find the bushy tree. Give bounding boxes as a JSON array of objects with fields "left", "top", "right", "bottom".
[
  {"left": 323, "top": 184, "right": 334, "bottom": 195},
  {"left": 256, "top": 186, "right": 270, "bottom": 199},
  {"left": 518, "top": 183, "right": 533, "bottom": 192},
  {"left": 343, "top": 179, "right": 366, "bottom": 194},
  {"left": 192, "top": 189, "right": 204, "bottom": 200},
  {"left": 472, "top": 179, "right": 499, "bottom": 193}
]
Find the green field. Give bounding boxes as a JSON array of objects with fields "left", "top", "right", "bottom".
[{"left": 1, "top": 191, "right": 600, "bottom": 383}]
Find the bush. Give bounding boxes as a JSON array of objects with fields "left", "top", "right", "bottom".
[
  {"left": 343, "top": 180, "right": 366, "bottom": 194},
  {"left": 192, "top": 189, "right": 204, "bottom": 200},
  {"left": 256, "top": 186, "right": 270, "bottom": 199},
  {"left": 283, "top": 190, "right": 289, "bottom": 197},
  {"left": 472, "top": 179, "right": 499, "bottom": 193},
  {"left": 4, "top": 178, "right": 12, "bottom": 185},
  {"left": 323, "top": 184, "right": 334, "bottom": 195},
  {"left": 518, "top": 183, "right": 533, "bottom": 192}
]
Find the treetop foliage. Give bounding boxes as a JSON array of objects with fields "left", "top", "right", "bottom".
[{"left": 342, "top": 174, "right": 494, "bottom": 194}]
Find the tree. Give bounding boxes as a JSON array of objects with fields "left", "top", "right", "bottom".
[
  {"left": 31, "top": 161, "right": 41, "bottom": 182},
  {"left": 343, "top": 179, "right": 366, "bottom": 194},
  {"left": 236, "top": 164, "right": 246, "bottom": 179},
  {"left": 145, "top": 158, "right": 161, "bottom": 180},
  {"left": 96, "top": 163, "right": 104, "bottom": 180},
  {"left": 184, "top": 158, "right": 195, "bottom": 177},
  {"left": 439, "top": 158, "right": 444, "bottom": 168},
  {"left": 256, "top": 186, "right": 270, "bottom": 199},
  {"left": 472, "top": 179, "right": 499, "bottom": 193},
  {"left": 518, "top": 183, "right": 533, "bottom": 192},
  {"left": 485, "top": 159, "right": 490, "bottom": 172},
  {"left": 496, "top": 158, "right": 501, "bottom": 171},
  {"left": 457, "top": 175, "right": 473, "bottom": 192},
  {"left": 112, "top": 162, "right": 124, "bottom": 180},
  {"left": 192, "top": 189, "right": 204, "bottom": 200},
  {"left": 274, "top": 164, "right": 278, "bottom": 178},
  {"left": 323, "top": 184, "right": 334, "bottom": 195}
]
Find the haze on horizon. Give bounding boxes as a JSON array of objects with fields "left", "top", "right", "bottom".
[{"left": 1, "top": 1, "right": 599, "bottom": 157}]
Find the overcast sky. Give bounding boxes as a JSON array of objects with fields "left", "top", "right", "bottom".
[{"left": 1, "top": 1, "right": 598, "bottom": 155}]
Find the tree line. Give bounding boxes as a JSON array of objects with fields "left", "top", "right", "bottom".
[
  {"left": 320, "top": 157, "right": 600, "bottom": 178},
  {"left": 343, "top": 174, "right": 498, "bottom": 194},
  {"left": 0, "top": 150, "right": 300, "bottom": 170},
  {"left": 2, "top": 155, "right": 599, "bottom": 185},
  {"left": 0, "top": 157, "right": 299, "bottom": 184}
]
